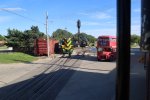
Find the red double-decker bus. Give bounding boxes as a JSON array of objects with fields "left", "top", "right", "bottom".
[{"left": 96, "top": 35, "right": 117, "bottom": 61}]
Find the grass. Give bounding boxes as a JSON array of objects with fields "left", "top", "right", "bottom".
[
  {"left": 131, "top": 44, "right": 140, "bottom": 48},
  {"left": 0, "top": 52, "right": 38, "bottom": 64},
  {"left": 0, "top": 45, "right": 7, "bottom": 50}
]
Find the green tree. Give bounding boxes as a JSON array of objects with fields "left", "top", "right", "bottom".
[
  {"left": 131, "top": 34, "right": 140, "bottom": 45},
  {"left": 23, "top": 26, "right": 45, "bottom": 52},
  {"left": 52, "top": 29, "right": 73, "bottom": 40},
  {"left": 6, "top": 26, "right": 46, "bottom": 53},
  {"left": 6, "top": 29, "right": 24, "bottom": 48},
  {"left": 30, "top": 26, "right": 45, "bottom": 38},
  {"left": 73, "top": 32, "right": 96, "bottom": 44},
  {"left": 0, "top": 35, "right": 5, "bottom": 41}
]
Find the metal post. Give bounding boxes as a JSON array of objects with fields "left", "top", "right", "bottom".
[
  {"left": 78, "top": 27, "right": 80, "bottom": 47},
  {"left": 46, "top": 12, "right": 50, "bottom": 57},
  {"left": 116, "top": 0, "right": 131, "bottom": 100},
  {"left": 78, "top": 25, "right": 80, "bottom": 34}
]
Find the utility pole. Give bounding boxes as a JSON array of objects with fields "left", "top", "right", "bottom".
[{"left": 46, "top": 12, "right": 50, "bottom": 57}]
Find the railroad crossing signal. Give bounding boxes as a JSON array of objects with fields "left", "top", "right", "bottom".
[
  {"left": 77, "top": 19, "right": 81, "bottom": 29},
  {"left": 77, "top": 19, "right": 81, "bottom": 47}
]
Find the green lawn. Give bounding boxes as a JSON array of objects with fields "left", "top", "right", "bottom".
[
  {"left": 0, "top": 46, "right": 7, "bottom": 50},
  {"left": 0, "top": 52, "right": 38, "bottom": 64}
]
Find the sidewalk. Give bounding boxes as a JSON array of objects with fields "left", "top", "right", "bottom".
[
  {"left": 0, "top": 49, "right": 82, "bottom": 88},
  {"left": 130, "top": 52, "right": 146, "bottom": 100},
  {"left": 55, "top": 55, "right": 116, "bottom": 100},
  {"left": 0, "top": 56, "right": 56, "bottom": 87}
]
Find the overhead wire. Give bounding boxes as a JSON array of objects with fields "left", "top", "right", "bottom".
[{"left": 0, "top": 8, "right": 45, "bottom": 25}]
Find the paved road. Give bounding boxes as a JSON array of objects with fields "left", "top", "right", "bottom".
[
  {"left": 130, "top": 48, "right": 146, "bottom": 100},
  {"left": 55, "top": 55, "right": 116, "bottom": 100},
  {"left": 0, "top": 47, "right": 146, "bottom": 100},
  {"left": 0, "top": 53, "right": 116, "bottom": 100},
  {"left": 0, "top": 56, "right": 53, "bottom": 87},
  {"left": 55, "top": 48, "right": 146, "bottom": 100}
]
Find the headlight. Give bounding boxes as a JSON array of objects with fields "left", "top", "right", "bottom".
[{"left": 98, "top": 48, "right": 103, "bottom": 51}]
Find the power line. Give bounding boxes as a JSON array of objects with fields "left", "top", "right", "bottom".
[{"left": 0, "top": 8, "right": 45, "bottom": 25}]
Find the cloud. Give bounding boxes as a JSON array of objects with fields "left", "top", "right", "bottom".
[
  {"left": 132, "top": 20, "right": 140, "bottom": 25},
  {"left": 106, "top": 8, "right": 115, "bottom": 13},
  {"left": 82, "top": 21, "right": 115, "bottom": 26},
  {"left": 83, "top": 24, "right": 141, "bottom": 37},
  {"left": 0, "top": 16, "right": 11, "bottom": 22},
  {"left": 82, "top": 22, "right": 101, "bottom": 26},
  {"left": 133, "top": 8, "right": 140, "bottom": 13},
  {"left": 79, "top": 11, "right": 112, "bottom": 19},
  {"left": 132, "top": 0, "right": 140, "bottom": 2},
  {"left": 84, "top": 28, "right": 116, "bottom": 37},
  {"left": 91, "top": 12, "right": 111, "bottom": 19},
  {"left": 78, "top": 12, "right": 89, "bottom": 16},
  {"left": 131, "top": 24, "right": 141, "bottom": 35},
  {"left": 0, "top": 7, "right": 26, "bottom": 11}
]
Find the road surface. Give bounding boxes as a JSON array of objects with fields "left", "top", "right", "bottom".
[{"left": 0, "top": 48, "right": 146, "bottom": 100}]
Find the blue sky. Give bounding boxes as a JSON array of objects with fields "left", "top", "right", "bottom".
[{"left": 0, "top": 0, "right": 140, "bottom": 38}]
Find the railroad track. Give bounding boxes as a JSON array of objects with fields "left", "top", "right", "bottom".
[{"left": 0, "top": 55, "right": 83, "bottom": 100}]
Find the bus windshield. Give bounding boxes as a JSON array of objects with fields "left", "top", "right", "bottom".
[{"left": 98, "top": 38, "right": 109, "bottom": 46}]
